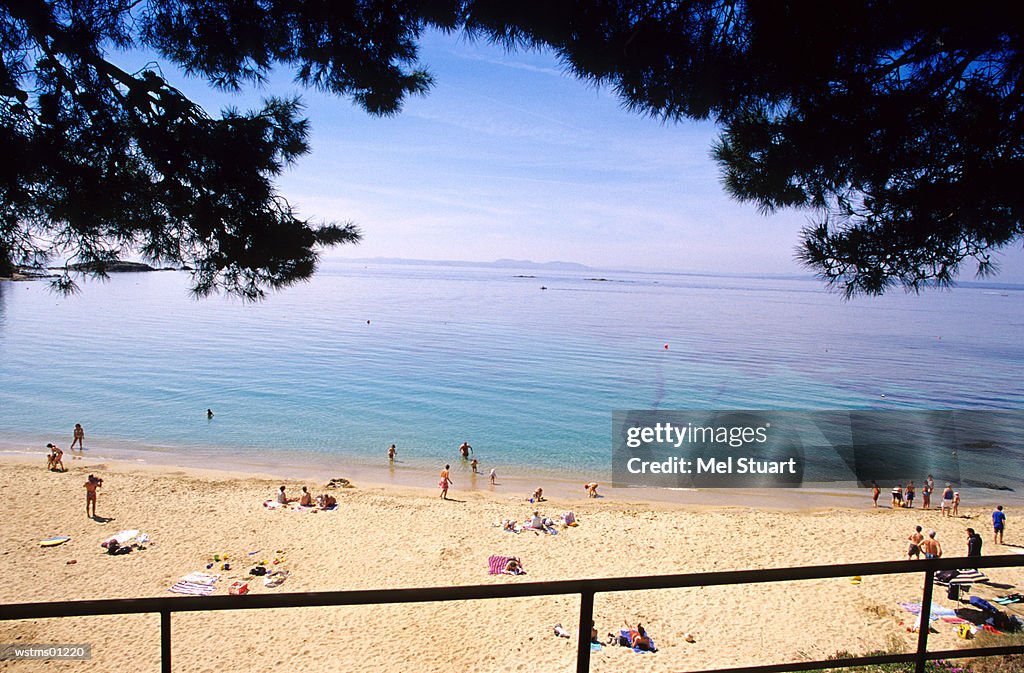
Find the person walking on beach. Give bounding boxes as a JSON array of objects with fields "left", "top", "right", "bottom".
[
  {"left": 993, "top": 505, "right": 1006, "bottom": 545},
  {"left": 907, "top": 526, "right": 924, "bottom": 560},
  {"left": 941, "top": 483, "right": 954, "bottom": 516},
  {"left": 388, "top": 444, "right": 396, "bottom": 462},
  {"left": 871, "top": 481, "right": 880, "bottom": 507},
  {"left": 967, "top": 528, "right": 983, "bottom": 557},
  {"left": 459, "top": 441, "right": 472, "bottom": 459},
  {"left": 920, "top": 531, "right": 942, "bottom": 559},
  {"left": 85, "top": 474, "right": 102, "bottom": 518},
  {"left": 439, "top": 464, "right": 452, "bottom": 499},
  {"left": 471, "top": 458, "right": 479, "bottom": 474},
  {"left": 71, "top": 423, "right": 85, "bottom": 455}
]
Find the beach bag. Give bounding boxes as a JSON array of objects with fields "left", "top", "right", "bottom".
[
  {"left": 957, "top": 623, "right": 973, "bottom": 639},
  {"left": 249, "top": 566, "right": 268, "bottom": 576}
]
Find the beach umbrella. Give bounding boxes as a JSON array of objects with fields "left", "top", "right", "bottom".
[{"left": 949, "top": 569, "right": 988, "bottom": 585}]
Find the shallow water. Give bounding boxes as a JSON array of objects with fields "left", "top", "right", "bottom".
[{"left": 1, "top": 260, "right": 1022, "bottom": 500}]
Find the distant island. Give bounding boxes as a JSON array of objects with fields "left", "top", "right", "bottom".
[{"left": 340, "top": 257, "right": 592, "bottom": 271}]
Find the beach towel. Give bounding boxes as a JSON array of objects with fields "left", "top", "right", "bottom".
[
  {"left": 995, "top": 594, "right": 1024, "bottom": 605},
  {"left": 618, "top": 629, "right": 657, "bottom": 653},
  {"left": 169, "top": 581, "right": 216, "bottom": 596},
  {"left": 969, "top": 596, "right": 1000, "bottom": 613},
  {"left": 488, "top": 555, "right": 525, "bottom": 575},
  {"left": 898, "top": 602, "right": 956, "bottom": 619},
  {"left": 942, "top": 617, "right": 970, "bottom": 624},
  {"left": 263, "top": 500, "right": 283, "bottom": 509},
  {"left": 180, "top": 572, "right": 220, "bottom": 585}
]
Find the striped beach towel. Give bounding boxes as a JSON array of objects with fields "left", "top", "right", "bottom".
[
  {"left": 488, "top": 555, "right": 524, "bottom": 575},
  {"left": 169, "top": 582, "right": 216, "bottom": 596}
]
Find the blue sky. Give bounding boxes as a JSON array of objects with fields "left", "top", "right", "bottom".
[{"left": 145, "top": 29, "right": 1024, "bottom": 280}]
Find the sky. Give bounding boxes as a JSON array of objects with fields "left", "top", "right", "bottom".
[{"left": 141, "top": 29, "right": 1024, "bottom": 280}]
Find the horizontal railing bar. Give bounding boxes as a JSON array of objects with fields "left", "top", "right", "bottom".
[
  {"left": 3, "top": 554, "right": 1021, "bottom": 621},
  {"left": 680, "top": 645, "right": 1024, "bottom": 673}
]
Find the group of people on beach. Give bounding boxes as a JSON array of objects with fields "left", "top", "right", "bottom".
[
  {"left": 871, "top": 475, "right": 962, "bottom": 515},
  {"left": 905, "top": 505, "right": 1008, "bottom": 560},
  {"left": 275, "top": 485, "right": 336, "bottom": 509}
]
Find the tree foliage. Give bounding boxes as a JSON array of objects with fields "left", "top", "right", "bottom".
[{"left": 3, "top": 1, "right": 1022, "bottom": 297}]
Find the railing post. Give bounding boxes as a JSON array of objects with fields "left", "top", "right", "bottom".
[
  {"left": 915, "top": 564, "right": 935, "bottom": 673},
  {"left": 576, "top": 590, "right": 595, "bottom": 673},
  {"left": 161, "top": 608, "right": 171, "bottom": 673}
]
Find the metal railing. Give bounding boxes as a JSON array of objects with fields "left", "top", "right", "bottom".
[{"left": 3, "top": 554, "right": 1023, "bottom": 673}]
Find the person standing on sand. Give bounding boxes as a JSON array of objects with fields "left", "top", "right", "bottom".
[
  {"left": 85, "top": 474, "right": 102, "bottom": 518},
  {"left": 921, "top": 480, "right": 932, "bottom": 510},
  {"left": 941, "top": 483, "right": 954, "bottom": 516},
  {"left": 993, "top": 505, "right": 1006, "bottom": 545},
  {"left": 967, "top": 528, "right": 983, "bottom": 557},
  {"left": 871, "top": 481, "right": 880, "bottom": 507},
  {"left": 907, "top": 526, "right": 924, "bottom": 560},
  {"left": 920, "top": 530, "right": 942, "bottom": 559},
  {"left": 388, "top": 444, "right": 396, "bottom": 462},
  {"left": 489, "top": 468, "right": 497, "bottom": 485},
  {"left": 439, "top": 464, "right": 452, "bottom": 499},
  {"left": 891, "top": 484, "right": 903, "bottom": 508},
  {"left": 905, "top": 481, "right": 915, "bottom": 508},
  {"left": 952, "top": 492, "right": 960, "bottom": 516},
  {"left": 71, "top": 423, "right": 85, "bottom": 452}
]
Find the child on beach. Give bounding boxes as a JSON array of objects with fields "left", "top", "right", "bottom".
[
  {"left": 532, "top": 487, "right": 544, "bottom": 503},
  {"left": 85, "top": 474, "right": 102, "bottom": 517},
  {"left": 952, "top": 492, "right": 960, "bottom": 516},
  {"left": 439, "top": 464, "right": 452, "bottom": 499},
  {"left": 993, "top": 505, "right": 1006, "bottom": 544},
  {"left": 471, "top": 458, "right": 479, "bottom": 474},
  {"left": 585, "top": 482, "right": 599, "bottom": 498},
  {"left": 489, "top": 468, "right": 497, "bottom": 485}
]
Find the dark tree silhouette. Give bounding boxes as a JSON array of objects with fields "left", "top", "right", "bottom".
[{"left": 3, "top": 1, "right": 1022, "bottom": 297}]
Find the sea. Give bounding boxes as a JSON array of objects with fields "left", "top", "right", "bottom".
[{"left": 1, "top": 259, "right": 1022, "bottom": 503}]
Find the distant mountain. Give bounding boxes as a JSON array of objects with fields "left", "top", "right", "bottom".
[{"left": 341, "top": 257, "right": 592, "bottom": 271}]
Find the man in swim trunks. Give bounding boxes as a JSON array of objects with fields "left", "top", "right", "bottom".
[
  {"left": 920, "top": 530, "right": 942, "bottom": 559},
  {"left": 993, "top": 505, "right": 1006, "bottom": 545},
  {"left": 458, "top": 441, "right": 472, "bottom": 459},
  {"left": 907, "top": 526, "right": 924, "bottom": 560},
  {"left": 905, "top": 481, "right": 915, "bottom": 508}
]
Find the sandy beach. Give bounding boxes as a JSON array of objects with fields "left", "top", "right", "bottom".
[{"left": 1, "top": 455, "right": 1022, "bottom": 673}]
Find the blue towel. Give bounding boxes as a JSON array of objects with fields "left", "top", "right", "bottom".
[
  {"left": 970, "top": 596, "right": 1000, "bottom": 613},
  {"left": 619, "top": 629, "right": 656, "bottom": 653}
]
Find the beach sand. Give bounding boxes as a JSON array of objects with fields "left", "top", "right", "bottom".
[{"left": 1, "top": 456, "right": 1022, "bottom": 672}]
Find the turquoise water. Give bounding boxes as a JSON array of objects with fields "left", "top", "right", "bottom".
[{"left": 1, "top": 260, "right": 1022, "bottom": 492}]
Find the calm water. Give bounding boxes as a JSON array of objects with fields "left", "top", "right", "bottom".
[{"left": 1, "top": 260, "right": 1022, "bottom": 495}]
